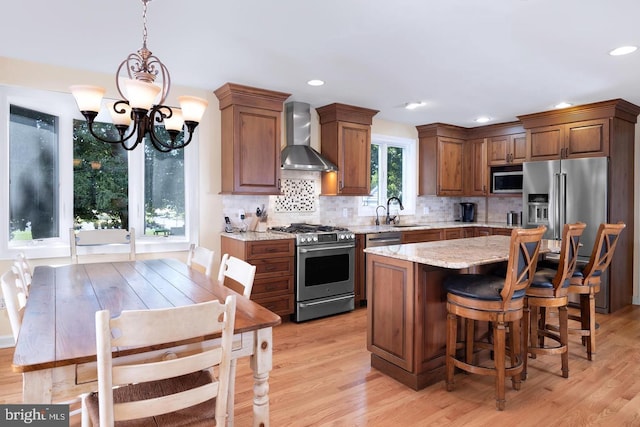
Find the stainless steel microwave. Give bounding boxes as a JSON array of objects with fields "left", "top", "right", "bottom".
[{"left": 492, "top": 170, "right": 523, "bottom": 193}]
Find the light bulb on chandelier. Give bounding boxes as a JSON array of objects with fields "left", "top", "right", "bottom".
[{"left": 70, "top": 0, "right": 208, "bottom": 152}]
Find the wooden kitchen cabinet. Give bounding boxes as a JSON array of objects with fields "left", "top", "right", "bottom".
[
  {"left": 443, "top": 228, "right": 464, "bottom": 240},
  {"left": 525, "top": 119, "right": 609, "bottom": 161},
  {"left": 220, "top": 236, "right": 295, "bottom": 317},
  {"left": 487, "top": 132, "right": 526, "bottom": 165},
  {"left": 214, "top": 83, "right": 290, "bottom": 195},
  {"left": 473, "top": 226, "right": 492, "bottom": 237},
  {"left": 417, "top": 124, "right": 466, "bottom": 196},
  {"left": 316, "top": 103, "right": 379, "bottom": 195},
  {"left": 465, "top": 138, "right": 488, "bottom": 196},
  {"left": 402, "top": 228, "right": 443, "bottom": 244}
]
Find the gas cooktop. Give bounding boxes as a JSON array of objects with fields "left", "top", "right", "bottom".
[
  {"left": 270, "top": 223, "right": 350, "bottom": 234},
  {"left": 270, "top": 223, "right": 355, "bottom": 246}
]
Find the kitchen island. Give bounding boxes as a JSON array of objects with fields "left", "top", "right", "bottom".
[{"left": 364, "top": 234, "right": 559, "bottom": 390}]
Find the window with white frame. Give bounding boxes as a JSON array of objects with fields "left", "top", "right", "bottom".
[
  {"left": 0, "top": 85, "right": 197, "bottom": 259},
  {"left": 359, "top": 134, "right": 416, "bottom": 217}
]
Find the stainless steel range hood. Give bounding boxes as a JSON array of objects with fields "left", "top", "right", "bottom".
[{"left": 281, "top": 101, "right": 337, "bottom": 172}]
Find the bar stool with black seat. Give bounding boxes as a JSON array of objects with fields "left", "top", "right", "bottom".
[
  {"left": 523, "top": 222, "right": 585, "bottom": 380},
  {"left": 567, "top": 222, "right": 625, "bottom": 361},
  {"left": 444, "top": 226, "right": 546, "bottom": 411}
]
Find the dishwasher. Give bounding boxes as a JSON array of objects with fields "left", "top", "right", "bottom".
[
  {"left": 365, "top": 231, "right": 402, "bottom": 247},
  {"left": 362, "top": 232, "right": 402, "bottom": 305}
]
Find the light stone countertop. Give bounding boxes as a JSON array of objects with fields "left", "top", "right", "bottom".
[
  {"left": 220, "top": 231, "right": 295, "bottom": 242},
  {"left": 220, "top": 222, "right": 521, "bottom": 241},
  {"left": 348, "top": 221, "right": 520, "bottom": 235},
  {"left": 363, "top": 235, "right": 561, "bottom": 269}
]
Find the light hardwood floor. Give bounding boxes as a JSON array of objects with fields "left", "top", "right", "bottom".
[{"left": 2, "top": 304, "right": 639, "bottom": 426}]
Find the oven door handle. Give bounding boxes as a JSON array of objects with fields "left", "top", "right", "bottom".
[
  {"left": 299, "top": 244, "right": 355, "bottom": 253},
  {"left": 299, "top": 294, "right": 354, "bottom": 308}
]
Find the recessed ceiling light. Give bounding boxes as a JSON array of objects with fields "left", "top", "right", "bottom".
[
  {"left": 554, "top": 102, "right": 573, "bottom": 109},
  {"left": 474, "top": 116, "right": 491, "bottom": 123},
  {"left": 307, "top": 79, "right": 325, "bottom": 86},
  {"left": 609, "top": 46, "right": 637, "bottom": 56},
  {"left": 405, "top": 101, "right": 426, "bottom": 110}
]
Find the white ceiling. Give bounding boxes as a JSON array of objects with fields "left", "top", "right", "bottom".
[{"left": 3, "top": 0, "right": 640, "bottom": 127}]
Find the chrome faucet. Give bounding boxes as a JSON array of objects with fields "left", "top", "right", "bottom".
[
  {"left": 385, "top": 197, "right": 404, "bottom": 224},
  {"left": 375, "top": 205, "right": 386, "bottom": 226}
]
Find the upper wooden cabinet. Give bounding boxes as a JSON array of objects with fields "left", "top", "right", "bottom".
[
  {"left": 214, "top": 83, "right": 290, "bottom": 195},
  {"left": 524, "top": 119, "right": 609, "bottom": 161},
  {"left": 465, "top": 137, "right": 487, "bottom": 196},
  {"left": 417, "top": 124, "right": 467, "bottom": 196},
  {"left": 317, "top": 103, "right": 378, "bottom": 195},
  {"left": 487, "top": 133, "right": 526, "bottom": 165},
  {"left": 517, "top": 100, "right": 640, "bottom": 161}
]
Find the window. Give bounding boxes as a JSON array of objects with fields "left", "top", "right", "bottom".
[
  {"left": 9, "top": 106, "right": 59, "bottom": 241},
  {"left": 1, "top": 85, "right": 198, "bottom": 258},
  {"left": 359, "top": 134, "right": 416, "bottom": 217}
]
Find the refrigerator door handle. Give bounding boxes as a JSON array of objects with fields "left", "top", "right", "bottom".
[
  {"left": 559, "top": 172, "right": 567, "bottom": 236},
  {"left": 553, "top": 172, "right": 561, "bottom": 240}
]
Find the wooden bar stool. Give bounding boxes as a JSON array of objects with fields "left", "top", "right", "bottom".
[
  {"left": 523, "top": 222, "right": 585, "bottom": 379},
  {"left": 567, "top": 222, "right": 625, "bottom": 361},
  {"left": 444, "top": 226, "right": 546, "bottom": 411}
]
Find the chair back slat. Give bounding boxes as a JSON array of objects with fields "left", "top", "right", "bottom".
[
  {"left": 1, "top": 267, "right": 26, "bottom": 341},
  {"left": 502, "top": 226, "right": 546, "bottom": 307},
  {"left": 582, "top": 222, "right": 625, "bottom": 281},
  {"left": 218, "top": 254, "right": 256, "bottom": 298},
  {"left": 70, "top": 228, "right": 136, "bottom": 263},
  {"left": 551, "top": 222, "right": 587, "bottom": 294},
  {"left": 186, "top": 244, "right": 215, "bottom": 277}
]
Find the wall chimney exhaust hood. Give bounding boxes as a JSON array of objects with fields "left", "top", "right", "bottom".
[{"left": 281, "top": 101, "right": 337, "bottom": 172}]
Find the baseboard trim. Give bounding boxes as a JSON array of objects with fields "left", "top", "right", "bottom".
[{"left": 633, "top": 295, "right": 640, "bottom": 306}]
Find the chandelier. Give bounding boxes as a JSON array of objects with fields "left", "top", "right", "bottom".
[{"left": 70, "top": 0, "right": 208, "bottom": 152}]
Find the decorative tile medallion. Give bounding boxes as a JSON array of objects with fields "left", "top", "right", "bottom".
[{"left": 275, "top": 179, "right": 316, "bottom": 212}]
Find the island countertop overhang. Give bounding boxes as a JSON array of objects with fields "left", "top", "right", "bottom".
[{"left": 363, "top": 235, "right": 560, "bottom": 269}]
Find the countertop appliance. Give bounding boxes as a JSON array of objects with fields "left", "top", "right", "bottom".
[
  {"left": 460, "top": 202, "right": 476, "bottom": 222},
  {"left": 270, "top": 223, "right": 355, "bottom": 322},
  {"left": 523, "top": 156, "right": 609, "bottom": 308}
]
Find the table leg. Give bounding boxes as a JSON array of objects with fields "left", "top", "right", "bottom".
[
  {"left": 22, "top": 370, "right": 53, "bottom": 403},
  {"left": 250, "top": 327, "right": 272, "bottom": 427}
]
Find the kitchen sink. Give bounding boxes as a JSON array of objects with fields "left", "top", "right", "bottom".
[{"left": 391, "top": 224, "right": 421, "bottom": 228}]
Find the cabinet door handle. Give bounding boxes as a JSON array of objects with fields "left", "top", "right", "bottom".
[
  {"left": 339, "top": 180, "right": 344, "bottom": 190},
  {"left": 277, "top": 179, "right": 281, "bottom": 190}
]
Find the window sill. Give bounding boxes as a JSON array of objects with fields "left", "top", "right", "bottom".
[{"left": 5, "top": 237, "right": 191, "bottom": 261}]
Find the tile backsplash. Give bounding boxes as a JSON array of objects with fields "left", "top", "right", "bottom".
[{"left": 221, "top": 170, "right": 523, "bottom": 230}]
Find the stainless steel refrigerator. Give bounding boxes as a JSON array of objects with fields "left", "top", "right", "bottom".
[{"left": 522, "top": 157, "right": 609, "bottom": 308}]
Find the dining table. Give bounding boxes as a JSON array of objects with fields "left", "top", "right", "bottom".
[{"left": 11, "top": 257, "right": 282, "bottom": 426}]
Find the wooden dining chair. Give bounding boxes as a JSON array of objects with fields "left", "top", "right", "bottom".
[
  {"left": 567, "top": 222, "right": 625, "bottom": 361},
  {"left": 70, "top": 228, "right": 136, "bottom": 264},
  {"left": 2, "top": 267, "right": 85, "bottom": 417},
  {"left": 523, "top": 222, "right": 585, "bottom": 379},
  {"left": 444, "top": 226, "right": 546, "bottom": 411},
  {"left": 81, "top": 295, "right": 237, "bottom": 427},
  {"left": 218, "top": 253, "right": 257, "bottom": 298},
  {"left": 217, "top": 253, "right": 256, "bottom": 424},
  {"left": 186, "top": 243, "right": 215, "bottom": 277},
  {"left": 13, "top": 252, "right": 32, "bottom": 298},
  {"left": 1, "top": 267, "right": 26, "bottom": 343}
]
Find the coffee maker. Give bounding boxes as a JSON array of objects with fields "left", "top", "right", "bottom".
[{"left": 460, "top": 202, "right": 476, "bottom": 222}]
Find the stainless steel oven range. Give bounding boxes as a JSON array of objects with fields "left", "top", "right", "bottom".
[{"left": 270, "top": 223, "right": 355, "bottom": 322}]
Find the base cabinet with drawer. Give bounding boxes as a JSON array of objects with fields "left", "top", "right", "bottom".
[{"left": 221, "top": 236, "right": 295, "bottom": 317}]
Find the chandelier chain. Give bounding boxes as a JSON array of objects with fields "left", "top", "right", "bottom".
[{"left": 141, "top": 0, "right": 149, "bottom": 49}]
